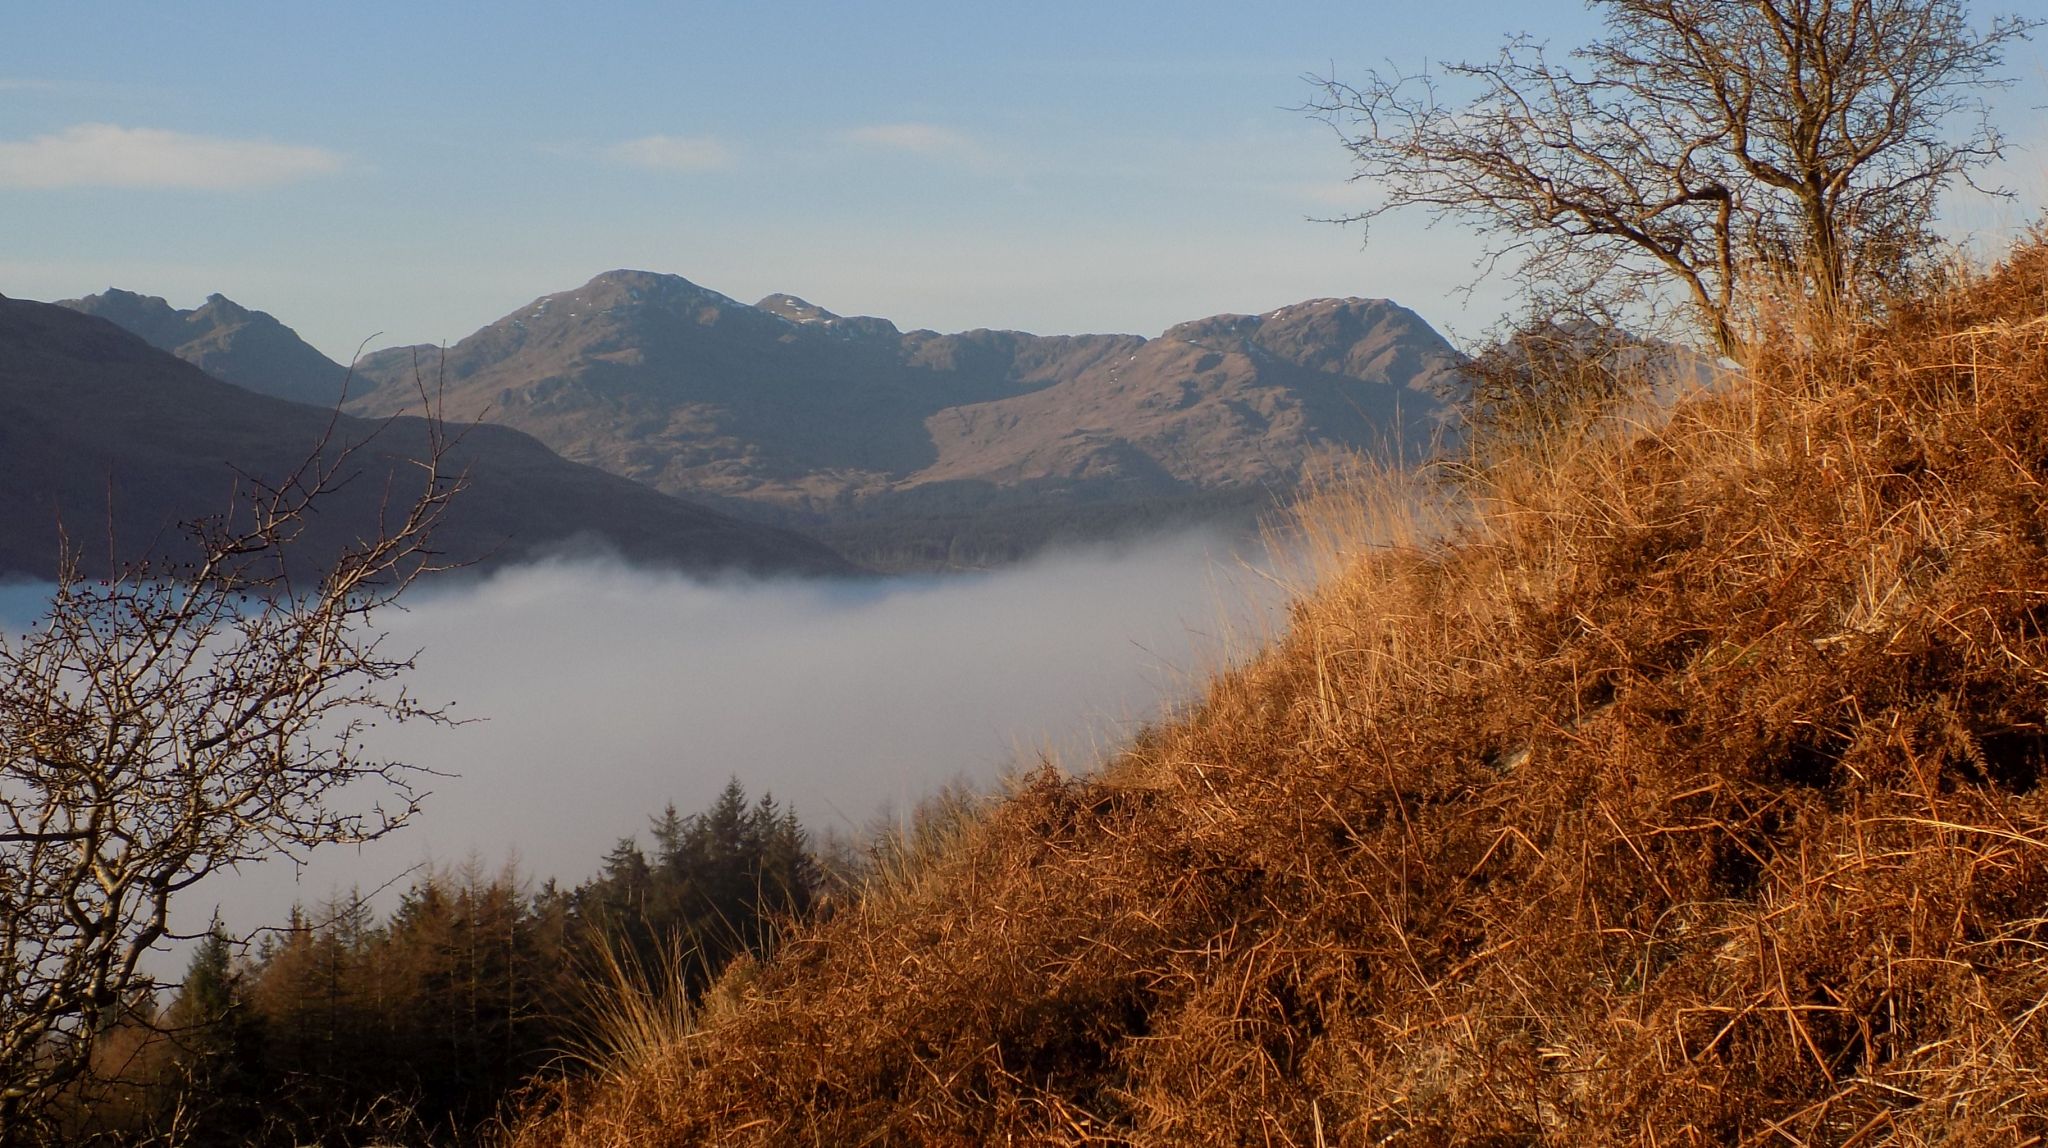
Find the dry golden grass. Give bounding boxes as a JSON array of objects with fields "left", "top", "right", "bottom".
[
  {"left": 562, "top": 935, "right": 703, "bottom": 1093},
  {"left": 516, "top": 245, "right": 2048, "bottom": 1146}
]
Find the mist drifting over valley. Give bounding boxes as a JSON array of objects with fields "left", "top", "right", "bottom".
[{"left": 173, "top": 527, "right": 1285, "bottom": 934}]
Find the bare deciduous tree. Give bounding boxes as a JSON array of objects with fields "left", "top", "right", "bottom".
[
  {"left": 0, "top": 410, "right": 465, "bottom": 1138},
  {"left": 1310, "top": 0, "right": 2033, "bottom": 358}
]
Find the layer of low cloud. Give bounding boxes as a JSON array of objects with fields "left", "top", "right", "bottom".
[
  {"left": 170, "top": 529, "right": 1285, "bottom": 938},
  {"left": 0, "top": 123, "right": 344, "bottom": 190},
  {"left": 607, "top": 133, "right": 735, "bottom": 172}
]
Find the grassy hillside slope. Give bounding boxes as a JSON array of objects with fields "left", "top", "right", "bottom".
[{"left": 519, "top": 250, "right": 2048, "bottom": 1145}]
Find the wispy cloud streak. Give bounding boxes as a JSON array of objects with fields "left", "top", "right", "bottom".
[
  {"left": 606, "top": 134, "right": 735, "bottom": 172},
  {"left": 842, "top": 122, "right": 982, "bottom": 161},
  {"left": 0, "top": 123, "right": 344, "bottom": 190}
]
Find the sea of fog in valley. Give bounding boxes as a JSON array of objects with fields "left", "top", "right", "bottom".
[{"left": 2, "top": 528, "right": 1291, "bottom": 954}]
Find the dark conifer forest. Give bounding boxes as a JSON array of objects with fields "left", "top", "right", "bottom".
[{"left": 51, "top": 781, "right": 822, "bottom": 1146}]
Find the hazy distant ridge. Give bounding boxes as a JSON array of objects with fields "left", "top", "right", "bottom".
[
  {"left": 59, "top": 288, "right": 353, "bottom": 408},
  {"left": 0, "top": 296, "right": 853, "bottom": 581},
  {"left": 345, "top": 271, "right": 1465, "bottom": 566},
  {"left": 64, "top": 273, "right": 1464, "bottom": 568}
]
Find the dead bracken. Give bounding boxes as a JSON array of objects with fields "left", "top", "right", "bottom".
[{"left": 518, "top": 245, "right": 2048, "bottom": 1145}]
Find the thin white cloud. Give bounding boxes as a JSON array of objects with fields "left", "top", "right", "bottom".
[
  {"left": 606, "top": 134, "right": 735, "bottom": 172},
  {"left": 842, "top": 122, "right": 980, "bottom": 160},
  {"left": 0, "top": 123, "right": 344, "bottom": 190}
]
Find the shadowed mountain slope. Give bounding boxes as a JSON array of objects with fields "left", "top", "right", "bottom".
[
  {"left": 59, "top": 288, "right": 353, "bottom": 408},
  {"left": 0, "top": 296, "right": 852, "bottom": 581},
  {"left": 342, "top": 272, "right": 1463, "bottom": 568}
]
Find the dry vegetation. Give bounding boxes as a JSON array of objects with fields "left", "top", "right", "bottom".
[{"left": 516, "top": 246, "right": 2048, "bottom": 1145}]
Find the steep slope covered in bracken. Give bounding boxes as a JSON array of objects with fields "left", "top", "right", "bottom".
[{"left": 518, "top": 248, "right": 2048, "bottom": 1145}]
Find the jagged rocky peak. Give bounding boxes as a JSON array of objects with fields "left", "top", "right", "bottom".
[
  {"left": 70, "top": 288, "right": 266, "bottom": 334},
  {"left": 56, "top": 287, "right": 349, "bottom": 407},
  {"left": 94, "top": 286, "right": 175, "bottom": 310},
  {"left": 518, "top": 269, "right": 744, "bottom": 322},
  {"left": 1165, "top": 297, "right": 1415, "bottom": 344},
  {"left": 1165, "top": 297, "right": 1465, "bottom": 391},
  {"left": 64, "top": 288, "right": 186, "bottom": 342},
  {"left": 584, "top": 267, "right": 729, "bottom": 297},
  {"left": 755, "top": 293, "right": 841, "bottom": 324},
  {"left": 196, "top": 292, "right": 254, "bottom": 319},
  {"left": 754, "top": 292, "right": 901, "bottom": 339}
]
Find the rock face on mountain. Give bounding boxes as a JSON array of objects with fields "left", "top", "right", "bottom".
[
  {"left": 342, "top": 271, "right": 1463, "bottom": 568},
  {"left": 59, "top": 288, "right": 354, "bottom": 408},
  {"left": 0, "top": 296, "right": 852, "bottom": 581}
]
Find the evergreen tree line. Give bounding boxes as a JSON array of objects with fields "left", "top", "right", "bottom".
[{"left": 59, "top": 780, "right": 820, "bottom": 1146}]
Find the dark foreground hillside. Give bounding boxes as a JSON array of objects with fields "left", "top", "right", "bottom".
[{"left": 516, "top": 249, "right": 2048, "bottom": 1145}]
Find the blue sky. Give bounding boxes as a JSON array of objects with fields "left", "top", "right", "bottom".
[{"left": 5, "top": 2, "right": 2042, "bottom": 360}]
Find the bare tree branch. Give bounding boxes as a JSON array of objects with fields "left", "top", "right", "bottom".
[
  {"left": 1308, "top": 0, "right": 2034, "bottom": 359},
  {"left": 0, "top": 388, "right": 469, "bottom": 1138}
]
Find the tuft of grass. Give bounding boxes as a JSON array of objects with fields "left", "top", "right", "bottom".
[
  {"left": 516, "top": 240, "right": 2048, "bottom": 1145},
  {"left": 564, "top": 935, "right": 702, "bottom": 1087}
]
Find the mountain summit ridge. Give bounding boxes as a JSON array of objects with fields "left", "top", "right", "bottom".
[
  {"left": 342, "top": 271, "right": 1463, "bottom": 566},
  {"left": 67, "top": 272, "right": 1465, "bottom": 569},
  {"left": 59, "top": 288, "right": 352, "bottom": 408},
  {"left": 0, "top": 296, "right": 853, "bottom": 580}
]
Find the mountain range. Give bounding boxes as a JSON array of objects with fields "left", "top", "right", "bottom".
[
  {"left": 60, "top": 288, "right": 351, "bottom": 408},
  {"left": 1, "top": 296, "right": 851, "bottom": 582},
  {"left": 62, "top": 274, "right": 1465, "bottom": 569}
]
